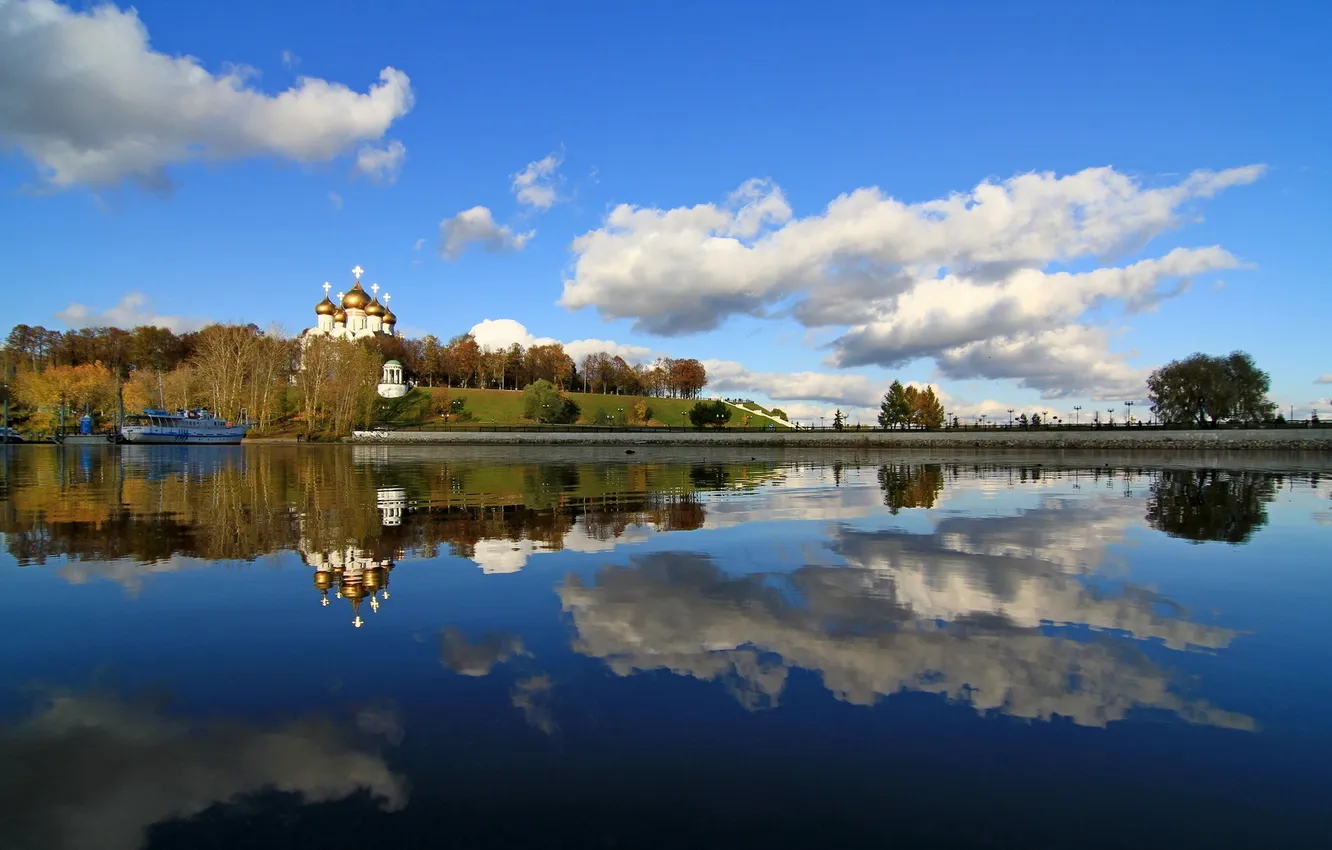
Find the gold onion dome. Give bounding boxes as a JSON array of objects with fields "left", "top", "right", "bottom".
[
  {"left": 342, "top": 282, "right": 370, "bottom": 311},
  {"left": 315, "top": 296, "right": 336, "bottom": 316},
  {"left": 383, "top": 308, "right": 397, "bottom": 324},
  {"left": 365, "top": 299, "right": 386, "bottom": 317},
  {"left": 333, "top": 308, "right": 347, "bottom": 324}
]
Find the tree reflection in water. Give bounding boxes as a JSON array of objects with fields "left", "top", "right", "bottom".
[{"left": 1146, "top": 469, "right": 1279, "bottom": 543}]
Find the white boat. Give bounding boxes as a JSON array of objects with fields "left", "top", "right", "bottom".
[{"left": 121, "top": 408, "right": 251, "bottom": 445}]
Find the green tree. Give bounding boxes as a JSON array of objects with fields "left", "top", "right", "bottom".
[
  {"left": 1030, "top": 412, "right": 1042, "bottom": 427},
  {"left": 832, "top": 409, "right": 845, "bottom": 430},
  {"left": 878, "top": 380, "right": 909, "bottom": 430},
  {"left": 1147, "top": 351, "right": 1276, "bottom": 427},
  {"left": 522, "top": 379, "right": 580, "bottom": 424},
  {"left": 689, "top": 399, "right": 732, "bottom": 428}
]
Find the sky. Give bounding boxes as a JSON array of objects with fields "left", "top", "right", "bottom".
[{"left": 2, "top": 0, "right": 1330, "bottom": 424}]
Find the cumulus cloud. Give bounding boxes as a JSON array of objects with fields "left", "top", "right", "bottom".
[
  {"left": 439, "top": 627, "right": 526, "bottom": 676},
  {"left": 0, "top": 0, "right": 414, "bottom": 189},
  {"left": 512, "top": 152, "right": 562, "bottom": 210},
  {"left": 704, "top": 359, "right": 882, "bottom": 407},
  {"left": 439, "top": 206, "right": 533, "bottom": 260},
  {"left": 0, "top": 691, "right": 407, "bottom": 850},
  {"left": 560, "top": 165, "right": 1264, "bottom": 396},
  {"left": 467, "top": 318, "right": 654, "bottom": 364},
  {"left": 354, "top": 139, "right": 406, "bottom": 184},
  {"left": 1316, "top": 374, "right": 1332, "bottom": 385},
  {"left": 933, "top": 325, "right": 1149, "bottom": 400},
  {"left": 55, "top": 292, "right": 207, "bottom": 333},
  {"left": 560, "top": 541, "right": 1252, "bottom": 728}
]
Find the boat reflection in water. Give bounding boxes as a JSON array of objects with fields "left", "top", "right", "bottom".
[{"left": 1, "top": 446, "right": 1330, "bottom": 847}]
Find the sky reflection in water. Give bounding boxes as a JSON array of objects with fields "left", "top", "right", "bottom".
[{"left": 2, "top": 445, "right": 1330, "bottom": 849}]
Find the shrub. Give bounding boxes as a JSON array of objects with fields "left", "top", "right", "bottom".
[
  {"left": 522, "top": 380, "right": 580, "bottom": 424},
  {"left": 689, "top": 399, "right": 732, "bottom": 428}
]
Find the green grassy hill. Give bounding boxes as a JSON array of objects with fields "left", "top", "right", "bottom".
[{"left": 379, "top": 387, "right": 790, "bottom": 429}]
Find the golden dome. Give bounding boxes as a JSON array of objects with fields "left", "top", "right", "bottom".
[
  {"left": 364, "top": 567, "right": 384, "bottom": 589},
  {"left": 341, "top": 582, "right": 368, "bottom": 600},
  {"left": 342, "top": 282, "right": 370, "bottom": 311},
  {"left": 315, "top": 296, "right": 336, "bottom": 316},
  {"left": 333, "top": 308, "right": 347, "bottom": 324},
  {"left": 383, "top": 308, "right": 397, "bottom": 325},
  {"left": 314, "top": 571, "right": 333, "bottom": 590},
  {"left": 365, "top": 299, "right": 386, "bottom": 318}
]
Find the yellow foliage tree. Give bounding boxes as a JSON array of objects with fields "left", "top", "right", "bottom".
[{"left": 13, "top": 362, "right": 118, "bottom": 434}]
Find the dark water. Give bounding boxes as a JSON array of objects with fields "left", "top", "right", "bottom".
[{"left": 2, "top": 445, "right": 1331, "bottom": 849}]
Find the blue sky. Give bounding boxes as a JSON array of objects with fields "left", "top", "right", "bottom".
[{"left": 3, "top": 0, "right": 1329, "bottom": 422}]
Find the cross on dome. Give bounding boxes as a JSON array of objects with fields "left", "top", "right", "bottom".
[
  {"left": 383, "top": 293, "right": 391, "bottom": 304},
  {"left": 371, "top": 283, "right": 380, "bottom": 296},
  {"left": 352, "top": 265, "right": 364, "bottom": 281},
  {"left": 337, "top": 291, "right": 344, "bottom": 300},
  {"left": 322, "top": 282, "right": 331, "bottom": 295}
]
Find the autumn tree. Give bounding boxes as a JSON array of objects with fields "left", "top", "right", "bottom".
[
  {"left": 878, "top": 463, "right": 945, "bottom": 513},
  {"left": 908, "top": 386, "right": 945, "bottom": 429},
  {"left": 13, "top": 363, "right": 118, "bottom": 434}
]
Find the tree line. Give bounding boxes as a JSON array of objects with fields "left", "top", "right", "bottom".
[
  {"left": 407, "top": 333, "right": 708, "bottom": 399},
  {"left": 1, "top": 321, "right": 712, "bottom": 436}
]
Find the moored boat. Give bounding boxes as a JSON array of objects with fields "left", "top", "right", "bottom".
[{"left": 121, "top": 408, "right": 251, "bottom": 445}]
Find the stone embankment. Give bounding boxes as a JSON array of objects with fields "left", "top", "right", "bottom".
[{"left": 351, "top": 427, "right": 1332, "bottom": 451}]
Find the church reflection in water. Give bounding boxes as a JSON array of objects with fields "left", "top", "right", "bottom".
[{"left": 304, "top": 487, "right": 408, "bottom": 628}]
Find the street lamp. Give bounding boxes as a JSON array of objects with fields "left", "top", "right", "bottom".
[
  {"left": 1073, "top": 405, "right": 1081, "bottom": 426},
  {"left": 1007, "top": 408, "right": 1014, "bottom": 428},
  {"left": 819, "top": 415, "right": 826, "bottom": 429},
  {"left": 1125, "top": 400, "right": 1134, "bottom": 426}
]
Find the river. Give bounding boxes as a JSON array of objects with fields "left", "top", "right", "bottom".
[{"left": 2, "top": 444, "right": 1330, "bottom": 848}]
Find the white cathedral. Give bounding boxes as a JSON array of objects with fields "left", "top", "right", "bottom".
[
  {"left": 305, "top": 265, "right": 399, "bottom": 341},
  {"left": 302, "top": 265, "right": 409, "bottom": 398}
]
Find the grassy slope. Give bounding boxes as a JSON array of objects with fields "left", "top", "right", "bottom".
[{"left": 406, "top": 387, "right": 791, "bottom": 429}]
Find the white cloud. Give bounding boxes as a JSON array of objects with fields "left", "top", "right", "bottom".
[
  {"left": 328, "top": 190, "right": 343, "bottom": 210},
  {"left": 353, "top": 139, "right": 406, "bottom": 184},
  {"left": 281, "top": 49, "right": 299, "bottom": 69},
  {"left": 413, "top": 237, "right": 425, "bottom": 251},
  {"left": 438, "top": 206, "right": 532, "bottom": 260},
  {"left": 560, "top": 165, "right": 1264, "bottom": 396},
  {"left": 934, "top": 325, "right": 1148, "bottom": 400},
  {"left": 0, "top": 0, "right": 414, "bottom": 189},
  {"left": 511, "top": 152, "right": 562, "bottom": 210},
  {"left": 467, "top": 318, "right": 653, "bottom": 363},
  {"left": 1315, "top": 374, "right": 1332, "bottom": 385},
  {"left": 55, "top": 292, "right": 207, "bottom": 333},
  {"left": 704, "top": 359, "right": 882, "bottom": 407}
]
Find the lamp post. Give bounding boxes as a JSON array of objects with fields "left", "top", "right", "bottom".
[
  {"left": 819, "top": 415, "right": 826, "bottom": 429},
  {"left": 1125, "top": 400, "right": 1134, "bottom": 426},
  {"left": 1007, "top": 408, "right": 1014, "bottom": 428},
  {"left": 1073, "top": 405, "right": 1081, "bottom": 426},
  {"left": 617, "top": 406, "right": 624, "bottom": 427},
  {"left": 680, "top": 412, "right": 686, "bottom": 429}
]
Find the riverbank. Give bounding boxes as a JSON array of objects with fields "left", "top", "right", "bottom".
[{"left": 349, "top": 427, "right": 1332, "bottom": 451}]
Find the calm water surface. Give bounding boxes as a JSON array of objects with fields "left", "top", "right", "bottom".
[{"left": 3, "top": 445, "right": 1331, "bottom": 849}]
